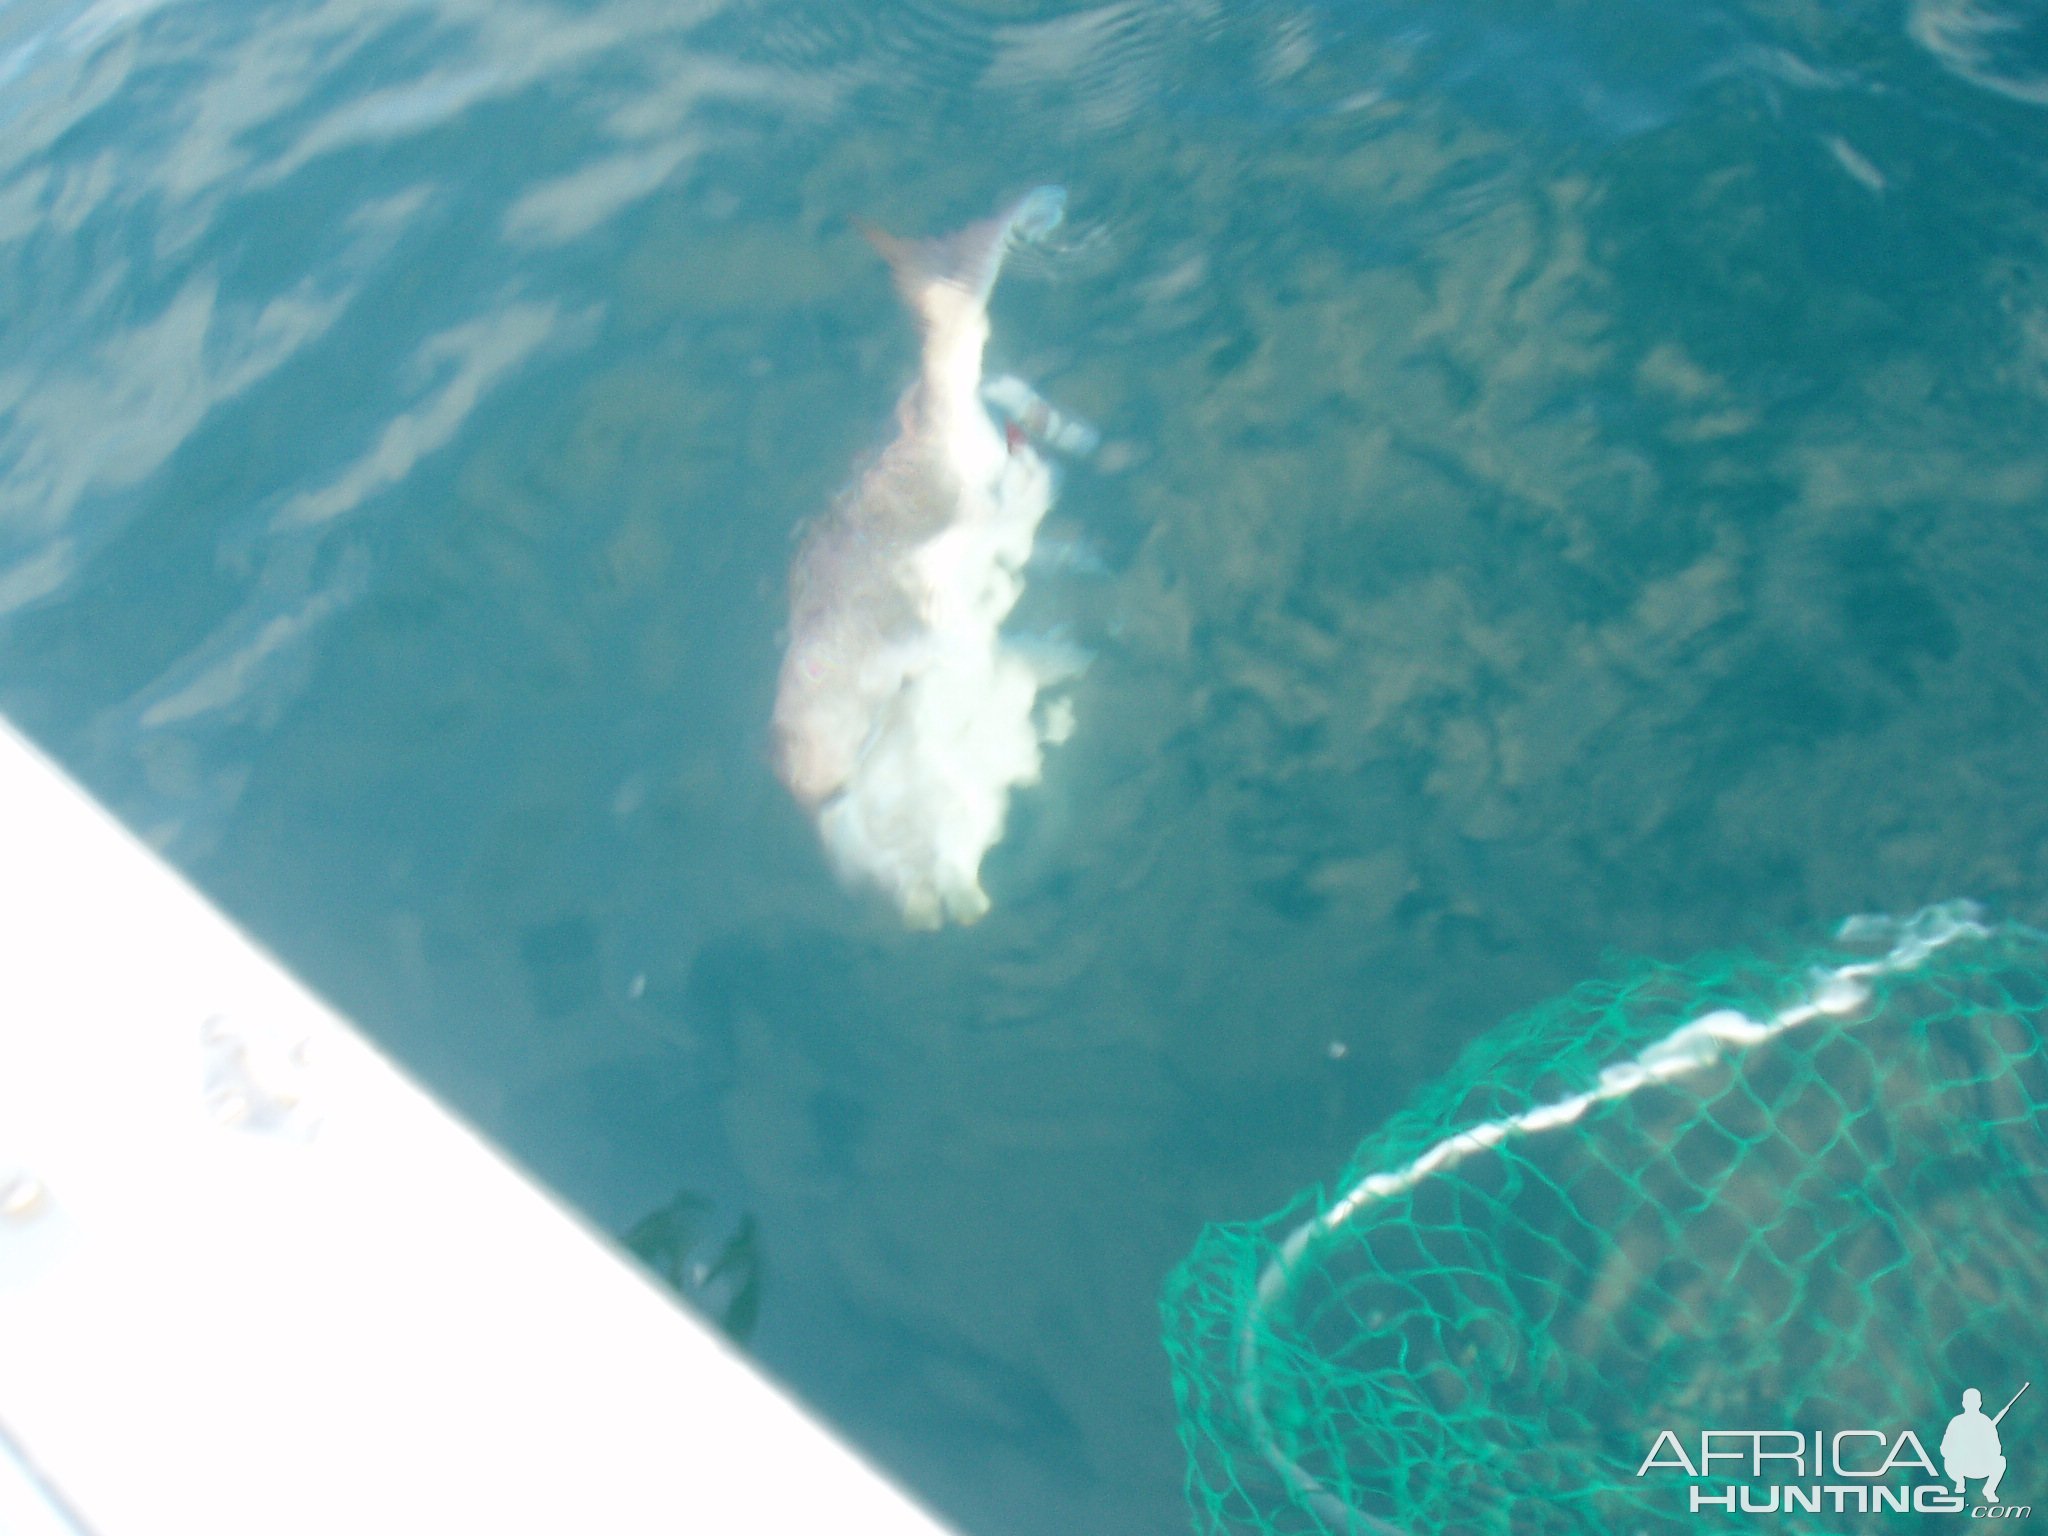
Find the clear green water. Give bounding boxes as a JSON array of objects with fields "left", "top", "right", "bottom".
[{"left": 3, "top": 1, "right": 2047, "bottom": 1531}]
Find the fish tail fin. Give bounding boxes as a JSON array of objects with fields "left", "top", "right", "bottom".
[{"left": 859, "top": 186, "right": 1068, "bottom": 328}]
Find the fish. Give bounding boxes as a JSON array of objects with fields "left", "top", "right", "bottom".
[{"left": 772, "top": 187, "right": 1094, "bottom": 928}]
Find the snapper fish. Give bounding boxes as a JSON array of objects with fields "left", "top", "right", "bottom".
[{"left": 772, "top": 187, "right": 1096, "bottom": 928}]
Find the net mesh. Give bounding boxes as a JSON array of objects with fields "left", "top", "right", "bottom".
[{"left": 1162, "top": 902, "right": 2048, "bottom": 1534}]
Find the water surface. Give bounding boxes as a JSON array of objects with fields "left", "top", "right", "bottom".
[{"left": 4, "top": 1, "right": 2047, "bottom": 1531}]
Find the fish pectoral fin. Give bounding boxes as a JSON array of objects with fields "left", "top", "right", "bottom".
[
  {"left": 1004, "top": 630, "right": 1093, "bottom": 684},
  {"left": 983, "top": 374, "right": 1100, "bottom": 456}
]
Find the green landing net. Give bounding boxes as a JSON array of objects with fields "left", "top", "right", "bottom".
[{"left": 1162, "top": 902, "right": 2048, "bottom": 1535}]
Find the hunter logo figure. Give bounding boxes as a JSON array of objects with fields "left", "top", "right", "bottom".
[{"left": 1941, "top": 1383, "right": 2026, "bottom": 1507}]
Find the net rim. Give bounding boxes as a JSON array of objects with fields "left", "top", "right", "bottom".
[{"left": 1234, "top": 899, "right": 1997, "bottom": 1535}]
